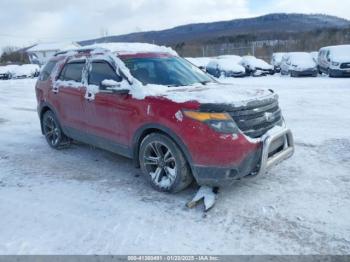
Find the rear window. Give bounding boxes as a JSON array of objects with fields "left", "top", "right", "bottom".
[
  {"left": 59, "top": 62, "right": 85, "bottom": 82},
  {"left": 39, "top": 60, "right": 57, "bottom": 81}
]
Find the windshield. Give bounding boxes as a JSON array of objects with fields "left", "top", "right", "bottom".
[{"left": 122, "top": 56, "right": 213, "bottom": 86}]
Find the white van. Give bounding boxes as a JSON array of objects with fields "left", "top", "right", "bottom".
[{"left": 318, "top": 45, "right": 350, "bottom": 77}]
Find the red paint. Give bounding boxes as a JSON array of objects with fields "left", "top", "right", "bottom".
[{"left": 36, "top": 52, "right": 261, "bottom": 169}]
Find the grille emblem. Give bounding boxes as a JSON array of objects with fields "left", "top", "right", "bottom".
[{"left": 264, "top": 112, "right": 274, "bottom": 122}]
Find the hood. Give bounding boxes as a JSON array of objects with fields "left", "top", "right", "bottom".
[
  {"left": 242, "top": 56, "right": 273, "bottom": 70},
  {"left": 289, "top": 53, "right": 316, "bottom": 69},
  {"left": 130, "top": 82, "right": 276, "bottom": 107},
  {"left": 217, "top": 60, "right": 246, "bottom": 73},
  {"left": 329, "top": 45, "right": 350, "bottom": 63}
]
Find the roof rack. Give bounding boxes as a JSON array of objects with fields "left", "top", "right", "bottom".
[{"left": 54, "top": 48, "right": 97, "bottom": 57}]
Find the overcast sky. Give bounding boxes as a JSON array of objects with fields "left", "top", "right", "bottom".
[{"left": 1, "top": 0, "right": 350, "bottom": 50}]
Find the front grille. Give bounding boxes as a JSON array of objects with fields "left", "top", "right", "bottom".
[
  {"left": 340, "top": 63, "right": 350, "bottom": 69},
  {"left": 228, "top": 99, "right": 282, "bottom": 138}
]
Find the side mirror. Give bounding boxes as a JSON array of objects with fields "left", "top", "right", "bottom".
[{"left": 101, "top": 80, "right": 130, "bottom": 95}]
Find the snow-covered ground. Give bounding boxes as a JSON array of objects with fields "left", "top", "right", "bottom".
[{"left": 0, "top": 76, "right": 349, "bottom": 254}]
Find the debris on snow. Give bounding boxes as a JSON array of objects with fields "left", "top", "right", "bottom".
[{"left": 187, "top": 186, "right": 218, "bottom": 212}]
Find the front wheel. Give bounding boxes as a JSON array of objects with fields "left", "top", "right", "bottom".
[
  {"left": 139, "top": 133, "right": 193, "bottom": 193},
  {"left": 42, "top": 110, "right": 69, "bottom": 149}
]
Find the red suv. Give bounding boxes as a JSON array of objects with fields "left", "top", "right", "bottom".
[{"left": 35, "top": 44, "right": 294, "bottom": 193}]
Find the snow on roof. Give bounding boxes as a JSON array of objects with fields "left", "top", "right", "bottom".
[
  {"left": 321, "top": 45, "right": 350, "bottom": 62},
  {"left": 241, "top": 56, "right": 273, "bottom": 69},
  {"left": 185, "top": 57, "right": 212, "bottom": 67},
  {"left": 27, "top": 42, "right": 80, "bottom": 52},
  {"left": 208, "top": 58, "right": 245, "bottom": 72},
  {"left": 79, "top": 42, "right": 178, "bottom": 56},
  {"left": 217, "top": 55, "right": 242, "bottom": 63},
  {"left": 13, "top": 64, "right": 40, "bottom": 77},
  {"left": 286, "top": 52, "right": 316, "bottom": 67},
  {"left": 0, "top": 65, "right": 20, "bottom": 74}
]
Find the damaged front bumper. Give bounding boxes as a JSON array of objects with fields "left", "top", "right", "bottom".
[{"left": 192, "top": 126, "right": 294, "bottom": 186}]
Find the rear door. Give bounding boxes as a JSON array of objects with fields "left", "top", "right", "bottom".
[
  {"left": 54, "top": 61, "right": 87, "bottom": 131},
  {"left": 84, "top": 60, "right": 133, "bottom": 147}
]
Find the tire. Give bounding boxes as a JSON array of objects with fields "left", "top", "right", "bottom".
[
  {"left": 290, "top": 71, "right": 298, "bottom": 77},
  {"left": 215, "top": 69, "right": 221, "bottom": 78},
  {"left": 42, "top": 110, "right": 69, "bottom": 149},
  {"left": 139, "top": 133, "right": 193, "bottom": 193}
]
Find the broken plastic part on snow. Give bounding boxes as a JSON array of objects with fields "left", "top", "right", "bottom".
[{"left": 187, "top": 186, "right": 217, "bottom": 212}]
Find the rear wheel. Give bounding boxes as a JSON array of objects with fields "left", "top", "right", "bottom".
[
  {"left": 42, "top": 110, "right": 69, "bottom": 149},
  {"left": 139, "top": 133, "right": 193, "bottom": 193}
]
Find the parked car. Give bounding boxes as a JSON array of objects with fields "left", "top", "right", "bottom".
[
  {"left": 280, "top": 52, "right": 317, "bottom": 77},
  {"left": 0, "top": 64, "right": 20, "bottom": 79},
  {"left": 271, "top": 52, "right": 285, "bottom": 73},
  {"left": 185, "top": 57, "right": 212, "bottom": 71},
  {"left": 310, "top": 51, "right": 318, "bottom": 63},
  {"left": 206, "top": 55, "right": 246, "bottom": 78},
  {"left": 0, "top": 66, "right": 13, "bottom": 80},
  {"left": 240, "top": 56, "right": 275, "bottom": 76},
  {"left": 318, "top": 45, "right": 350, "bottom": 77},
  {"left": 35, "top": 43, "right": 294, "bottom": 193},
  {"left": 13, "top": 64, "right": 41, "bottom": 79}
]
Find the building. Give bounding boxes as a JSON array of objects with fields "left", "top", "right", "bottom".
[{"left": 27, "top": 42, "right": 80, "bottom": 65}]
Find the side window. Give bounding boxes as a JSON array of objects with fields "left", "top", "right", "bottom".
[
  {"left": 88, "top": 61, "right": 122, "bottom": 88},
  {"left": 59, "top": 62, "right": 85, "bottom": 82},
  {"left": 39, "top": 60, "right": 57, "bottom": 81}
]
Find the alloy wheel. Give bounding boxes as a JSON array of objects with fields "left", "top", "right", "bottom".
[{"left": 143, "top": 141, "right": 177, "bottom": 188}]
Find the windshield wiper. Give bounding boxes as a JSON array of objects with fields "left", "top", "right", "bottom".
[{"left": 199, "top": 80, "right": 212, "bottom": 85}]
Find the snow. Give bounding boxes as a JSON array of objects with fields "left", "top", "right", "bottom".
[
  {"left": 185, "top": 57, "right": 213, "bottom": 68},
  {"left": 0, "top": 66, "right": 10, "bottom": 74},
  {"left": 310, "top": 51, "right": 318, "bottom": 62},
  {"left": 81, "top": 42, "right": 177, "bottom": 56},
  {"left": 1, "top": 76, "right": 350, "bottom": 254},
  {"left": 320, "top": 45, "right": 350, "bottom": 63},
  {"left": 12, "top": 64, "right": 40, "bottom": 78},
  {"left": 217, "top": 55, "right": 242, "bottom": 63},
  {"left": 129, "top": 82, "right": 275, "bottom": 107},
  {"left": 207, "top": 57, "right": 245, "bottom": 73},
  {"left": 0, "top": 64, "right": 20, "bottom": 75},
  {"left": 241, "top": 56, "right": 273, "bottom": 70},
  {"left": 284, "top": 52, "right": 317, "bottom": 70},
  {"left": 271, "top": 52, "right": 285, "bottom": 66}
]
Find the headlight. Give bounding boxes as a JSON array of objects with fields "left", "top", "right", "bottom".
[
  {"left": 183, "top": 111, "right": 238, "bottom": 134},
  {"left": 332, "top": 62, "right": 340, "bottom": 66}
]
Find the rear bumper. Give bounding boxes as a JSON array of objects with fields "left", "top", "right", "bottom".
[{"left": 192, "top": 126, "right": 294, "bottom": 186}]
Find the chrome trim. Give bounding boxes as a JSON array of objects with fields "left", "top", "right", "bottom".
[{"left": 257, "top": 126, "right": 294, "bottom": 176}]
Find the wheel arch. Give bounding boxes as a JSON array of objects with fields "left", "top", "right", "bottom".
[
  {"left": 38, "top": 102, "right": 61, "bottom": 134},
  {"left": 132, "top": 124, "right": 194, "bottom": 172}
]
